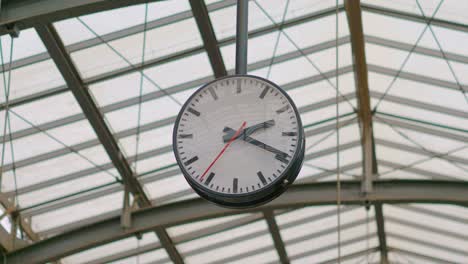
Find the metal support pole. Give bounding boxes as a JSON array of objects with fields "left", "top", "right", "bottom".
[{"left": 235, "top": 0, "right": 248, "bottom": 75}]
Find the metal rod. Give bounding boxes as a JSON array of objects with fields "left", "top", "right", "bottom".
[{"left": 235, "top": 0, "right": 248, "bottom": 75}]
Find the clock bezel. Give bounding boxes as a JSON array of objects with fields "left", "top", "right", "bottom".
[{"left": 173, "top": 74, "right": 305, "bottom": 208}]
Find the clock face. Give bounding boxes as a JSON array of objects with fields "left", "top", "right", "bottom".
[{"left": 173, "top": 75, "right": 304, "bottom": 207}]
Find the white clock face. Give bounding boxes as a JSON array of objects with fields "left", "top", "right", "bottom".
[{"left": 174, "top": 75, "right": 302, "bottom": 197}]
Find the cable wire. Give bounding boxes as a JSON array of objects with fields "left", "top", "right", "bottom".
[
  {"left": 134, "top": 2, "right": 150, "bottom": 173},
  {"left": 265, "top": 0, "right": 290, "bottom": 79},
  {"left": 253, "top": 0, "right": 357, "bottom": 113},
  {"left": 373, "top": 0, "right": 445, "bottom": 111},
  {"left": 414, "top": 0, "right": 468, "bottom": 105},
  {"left": 76, "top": 18, "right": 182, "bottom": 106},
  {"left": 335, "top": 0, "right": 342, "bottom": 262}
]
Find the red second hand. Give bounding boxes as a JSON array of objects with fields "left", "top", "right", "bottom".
[{"left": 200, "top": 121, "right": 247, "bottom": 181}]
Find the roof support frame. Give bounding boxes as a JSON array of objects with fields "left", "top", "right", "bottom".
[
  {"left": 189, "top": 0, "right": 226, "bottom": 78},
  {"left": 6, "top": 180, "right": 468, "bottom": 264},
  {"left": 345, "top": 1, "right": 388, "bottom": 263},
  {"left": 388, "top": 232, "right": 467, "bottom": 256},
  {"left": 38, "top": 161, "right": 362, "bottom": 238},
  {"left": 0, "top": 38, "right": 352, "bottom": 146},
  {"left": 1, "top": 5, "right": 347, "bottom": 111},
  {"left": 264, "top": 210, "right": 289, "bottom": 264},
  {"left": 378, "top": 160, "right": 462, "bottom": 181},
  {"left": 389, "top": 247, "right": 456, "bottom": 264},
  {"left": 0, "top": 0, "right": 165, "bottom": 35},
  {"left": 374, "top": 114, "right": 468, "bottom": 143},
  {"left": 361, "top": 3, "right": 468, "bottom": 33},
  {"left": 20, "top": 120, "right": 360, "bottom": 218},
  {"left": 35, "top": 23, "right": 184, "bottom": 264}
]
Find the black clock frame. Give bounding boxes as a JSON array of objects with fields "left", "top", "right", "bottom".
[{"left": 173, "top": 74, "right": 305, "bottom": 208}]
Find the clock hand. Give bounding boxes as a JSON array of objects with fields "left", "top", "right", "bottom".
[
  {"left": 222, "top": 120, "right": 275, "bottom": 143},
  {"left": 224, "top": 127, "right": 290, "bottom": 163},
  {"left": 200, "top": 121, "right": 247, "bottom": 181}
]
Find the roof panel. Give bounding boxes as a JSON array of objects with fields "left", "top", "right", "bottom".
[
  {"left": 71, "top": 17, "right": 203, "bottom": 79},
  {"left": 177, "top": 219, "right": 275, "bottom": 264},
  {"left": 362, "top": 11, "right": 425, "bottom": 45},
  {"left": 63, "top": 232, "right": 159, "bottom": 264},
  {"left": 31, "top": 190, "right": 124, "bottom": 232},
  {"left": 108, "top": 248, "right": 170, "bottom": 264},
  {"left": 0, "top": 59, "right": 65, "bottom": 105},
  {"left": 2, "top": 144, "right": 113, "bottom": 191},
  {"left": 17, "top": 168, "right": 117, "bottom": 209},
  {"left": 1, "top": 28, "right": 46, "bottom": 62}
]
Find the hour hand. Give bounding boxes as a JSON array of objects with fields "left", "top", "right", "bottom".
[
  {"left": 222, "top": 120, "right": 275, "bottom": 143},
  {"left": 224, "top": 127, "right": 290, "bottom": 163}
]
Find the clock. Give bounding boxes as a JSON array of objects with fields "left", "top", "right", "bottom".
[{"left": 173, "top": 75, "right": 304, "bottom": 208}]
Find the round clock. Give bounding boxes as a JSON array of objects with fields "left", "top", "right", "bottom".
[{"left": 173, "top": 75, "right": 304, "bottom": 208}]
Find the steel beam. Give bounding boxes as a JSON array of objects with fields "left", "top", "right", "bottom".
[
  {"left": 386, "top": 216, "right": 468, "bottom": 242},
  {"left": 346, "top": 3, "right": 387, "bottom": 263},
  {"left": 35, "top": 23, "right": 183, "bottom": 264},
  {"left": 1, "top": 67, "right": 355, "bottom": 175},
  {"left": 0, "top": 38, "right": 352, "bottom": 147},
  {"left": 389, "top": 247, "right": 455, "bottom": 264},
  {"left": 361, "top": 3, "right": 468, "bottom": 33},
  {"left": 1, "top": 4, "right": 346, "bottom": 112},
  {"left": 374, "top": 114, "right": 468, "bottom": 143},
  {"left": 396, "top": 204, "right": 468, "bottom": 225},
  {"left": 6, "top": 180, "right": 468, "bottom": 263},
  {"left": 366, "top": 35, "right": 468, "bottom": 65},
  {"left": 287, "top": 232, "right": 378, "bottom": 263},
  {"left": 368, "top": 64, "right": 468, "bottom": 92},
  {"left": 35, "top": 24, "right": 149, "bottom": 205},
  {"left": 388, "top": 232, "right": 467, "bottom": 256},
  {"left": 369, "top": 91, "right": 468, "bottom": 119},
  {"left": 376, "top": 138, "right": 468, "bottom": 165},
  {"left": 345, "top": 0, "right": 375, "bottom": 193},
  {"left": 20, "top": 119, "right": 359, "bottom": 218},
  {"left": 318, "top": 247, "right": 379, "bottom": 264},
  {"left": 264, "top": 211, "right": 289, "bottom": 264},
  {"left": 379, "top": 160, "right": 462, "bottom": 181},
  {"left": 0, "top": 0, "right": 164, "bottom": 35},
  {"left": 189, "top": 0, "right": 226, "bottom": 78},
  {"left": 37, "top": 161, "right": 361, "bottom": 238}
]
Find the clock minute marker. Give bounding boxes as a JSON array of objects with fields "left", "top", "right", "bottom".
[
  {"left": 179, "top": 134, "right": 193, "bottom": 139},
  {"left": 282, "top": 132, "right": 297, "bottom": 136},
  {"left": 204, "top": 172, "right": 215, "bottom": 186},
  {"left": 257, "top": 171, "right": 267, "bottom": 185},
  {"left": 233, "top": 178, "right": 238, "bottom": 193},
  {"left": 184, "top": 156, "right": 198, "bottom": 166},
  {"left": 187, "top": 107, "right": 200, "bottom": 116},
  {"left": 208, "top": 87, "right": 218, "bottom": 100},
  {"left": 259, "top": 86, "right": 270, "bottom": 99},
  {"left": 276, "top": 105, "right": 290, "bottom": 114}
]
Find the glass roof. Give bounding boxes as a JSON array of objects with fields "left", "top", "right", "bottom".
[{"left": 0, "top": 0, "right": 467, "bottom": 263}]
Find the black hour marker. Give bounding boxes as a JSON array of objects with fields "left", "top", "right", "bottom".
[
  {"left": 282, "top": 132, "right": 297, "bottom": 136},
  {"left": 257, "top": 171, "right": 267, "bottom": 185},
  {"left": 259, "top": 86, "right": 270, "bottom": 99},
  {"left": 184, "top": 156, "right": 198, "bottom": 166},
  {"left": 204, "top": 172, "right": 215, "bottom": 186},
  {"left": 276, "top": 105, "right": 290, "bottom": 114},
  {"left": 275, "top": 154, "right": 289, "bottom": 164},
  {"left": 233, "top": 178, "right": 238, "bottom": 193},
  {"left": 187, "top": 107, "right": 200, "bottom": 116},
  {"left": 236, "top": 79, "right": 241, "bottom": 93},
  {"left": 208, "top": 87, "right": 218, "bottom": 100},
  {"left": 179, "top": 134, "right": 193, "bottom": 139}
]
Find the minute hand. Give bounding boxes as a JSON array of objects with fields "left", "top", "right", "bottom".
[
  {"left": 222, "top": 120, "right": 275, "bottom": 143},
  {"left": 224, "top": 127, "right": 290, "bottom": 163}
]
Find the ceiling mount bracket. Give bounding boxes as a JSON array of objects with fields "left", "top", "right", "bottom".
[{"left": 5, "top": 23, "right": 20, "bottom": 38}]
